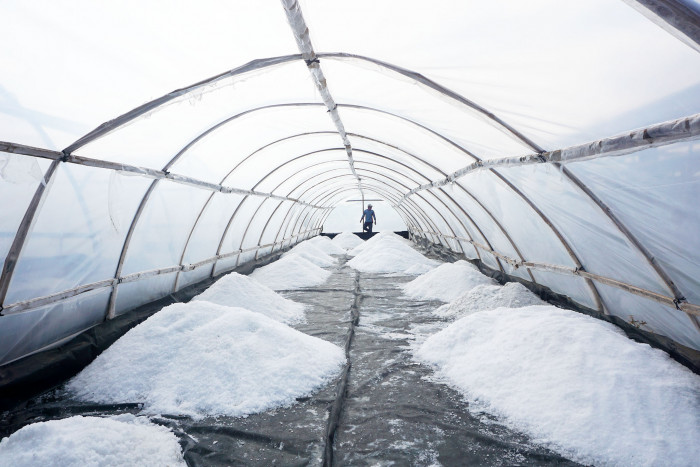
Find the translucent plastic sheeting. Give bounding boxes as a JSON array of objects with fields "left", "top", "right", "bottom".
[
  {"left": 410, "top": 190, "right": 473, "bottom": 252},
  {"left": 177, "top": 268, "right": 215, "bottom": 293},
  {"left": 218, "top": 197, "right": 269, "bottom": 256},
  {"left": 120, "top": 183, "right": 212, "bottom": 276},
  {"left": 0, "top": 112, "right": 84, "bottom": 154},
  {"left": 594, "top": 283, "right": 700, "bottom": 350},
  {"left": 181, "top": 193, "right": 246, "bottom": 266},
  {"left": 526, "top": 270, "right": 599, "bottom": 311},
  {"left": 352, "top": 156, "right": 435, "bottom": 189},
  {"left": 0, "top": 0, "right": 299, "bottom": 150},
  {"left": 0, "top": 154, "right": 50, "bottom": 263},
  {"left": 339, "top": 108, "right": 476, "bottom": 172},
  {"left": 433, "top": 193, "right": 493, "bottom": 263},
  {"left": 497, "top": 164, "right": 671, "bottom": 295},
  {"left": 251, "top": 153, "right": 352, "bottom": 195},
  {"left": 453, "top": 170, "right": 579, "bottom": 268},
  {"left": 170, "top": 108, "right": 338, "bottom": 186},
  {"left": 302, "top": 0, "right": 700, "bottom": 149},
  {"left": 236, "top": 251, "right": 257, "bottom": 267},
  {"left": 566, "top": 142, "right": 700, "bottom": 304},
  {"left": 0, "top": 288, "right": 110, "bottom": 365},
  {"left": 259, "top": 200, "right": 298, "bottom": 246},
  {"left": 5, "top": 165, "right": 151, "bottom": 305},
  {"left": 277, "top": 204, "right": 309, "bottom": 245},
  {"left": 323, "top": 201, "right": 407, "bottom": 233},
  {"left": 321, "top": 59, "right": 535, "bottom": 158},
  {"left": 349, "top": 138, "right": 446, "bottom": 180},
  {"left": 237, "top": 199, "right": 287, "bottom": 251},
  {"left": 211, "top": 254, "right": 240, "bottom": 278},
  {"left": 285, "top": 177, "right": 359, "bottom": 206},
  {"left": 74, "top": 61, "right": 321, "bottom": 168},
  {"left": 277, "top": 166, "right": 354, "bottom": 200},
  {"left": 436, "top": 186, "right": 531, "bottom": 280},
  {"left": 356, "top": 166, "right": 421, "bottom": 193},
  {"left": 114, "top": 273, "right": 178, "bottom": 317}
]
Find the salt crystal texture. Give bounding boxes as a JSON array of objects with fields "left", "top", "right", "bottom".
[
  {"left": 67, "top": 302, "right": 345, "bottom": 419},
  {"left": 417, "top": 305, "right": 700, "bottom": 467},
  {"left": 304, "top": 235, "right": 347, "bottom": 255},
  {"left": 193, "top": 272, "right": 305, "bottom": 324},
  {"left": 250, "top": 254, "right": 331, "bottom": 290},
  {"left": 347, "top": 234, "right": 439, "bottom": 274},
  {"left": 347, "top": 231, "right": 409, "bottom": 257},
  {"left": 402, "top": 260, "right": 496, "bottom": 301},
  {"left": 433, "top": 282, "right": 544, "bottom": 319},
  {"left": 0, "top": 414, "right": 185, "bottom": 467},
  {"left": 282, "top": 242, "right": 337, "bottom": 267},
  {"left": 330, "top": 231, "right": 364, "bottom": 250}
]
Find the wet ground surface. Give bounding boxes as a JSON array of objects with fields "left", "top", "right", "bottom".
[{"left": 1, "top": 256, "right": 581, "bottom": 466}]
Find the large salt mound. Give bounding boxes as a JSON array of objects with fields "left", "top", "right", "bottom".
[
  {"left": 282, "top": 241, "right": 337, "bottom": 267},
  {"left": 66, "top": 302, "right": 345, "bottom": 419},
  {"left": 193, "top": 272, "right": 305, "bottom": 324},
  {"left": 347, "top": 231, "right": 409, "bottom": 257},
  {"left": 434, "top": 282, "right": 545, "bottom": 319},
  {"left": 417, "top": 305, "right": 700, "bottom": 467},
  {"left": 402, "top": 260, "right": 496, "bottom": 302},
  {"left": 330, "top": 231, "right": 364, "bottom": 250},
  {"left": 347, "top": 235, "right": 439, "bottom": 275},
  {"left": 304, "top": 235, "right": 347, "bottom": 255},
  {"left": 0, "top": 415, "right": 185, "bottom": 466},
  {"left": 250, "top": 254, "right": 331, "bottom": 290}
]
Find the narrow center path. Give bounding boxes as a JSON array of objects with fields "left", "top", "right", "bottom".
[{"left": 326, "top": 260, "right": 581, "bottom": 466}]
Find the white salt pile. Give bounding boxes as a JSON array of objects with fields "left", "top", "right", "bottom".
[
  {"left": 282, "top": 241, "right": 337, "bottom": 267},
  {"left": 0, "top": 414, "right": 185, "bottom": 467},
  {"left": 193, "top": 272, "right": 305, "bottom": 324},
  {"left": 347, "top": 231, "right": 409, "bottom": 257},
  {"left": 416, "top": 305, "right": 700, "bottom": 467},
  {"left": 304, "top": 235, "right": 347, "bottom": 255},
  {"left": 330, "top": 231, "right": 364, "bottom": 250},
  {"left": 402, "top": 260, "right": 496, "bottom": 302},
  {"left": 67, "top": 302, "right": 345, "bottom": 419},
  {"left": 250, "top": 254, "right": 331, "bottom": 290},
  {"left": 433, "top": 282, "right": 545, "bottom": 319},
  {"left": 347, "top": 234, "right": 439, "bottom": 275}
]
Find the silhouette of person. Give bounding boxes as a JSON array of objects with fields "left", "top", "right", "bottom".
[{"left": 361, "top": 204, "right": 376, "bottom": 233}]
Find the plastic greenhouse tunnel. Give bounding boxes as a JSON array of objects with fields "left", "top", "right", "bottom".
[{"left": 1, "top": 0, "right": 699, "bottom": 466}]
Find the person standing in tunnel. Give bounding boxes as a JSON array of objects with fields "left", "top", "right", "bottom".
[{"left": 361, "top": 204, "right": 376, "bottom": 233}]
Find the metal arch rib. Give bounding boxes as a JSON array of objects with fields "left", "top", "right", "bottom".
[
  {"left": 0, "top": 160, "right": 61, "bottom": 309},
  {"left": 270, "top": 181, "right": 419, "bottom": 249},
  {"left": 63, "top": 55, "right": 302, "bottom": 154},
  {"left": 256, "top": 171, "right": 425, "bottom": 256},
  {"left": 319, "top": 172, "right": 465, "bottom": 250},
  {"left": 0, "top": 141, "right": 327, "bottom": 208},
  {"left": 280, "top": 185, "right": 419, "bottom": 247},
  {"left": 242, "top": 155, "right": 473, "bottom": 257},
  {"left": 315, "top": 53, "right": 543, "bottom": 152},
  {"left": 623, "top": 0, "right": 700, "bottom": 53},
  {"left": 294, "top": 178, "right": 446, "bottom": 244},
  {"left": 58, "top": 39, "right": 692, "bottom": 319},
  {"left": 286, "top": 181, "right": 435, "bottom": 244},
  {"left": 233, "top": 144, "right": 526, "bottom": 278},
  {"left": 264, "top": 160, "right": 474, "bottom": 257},
  {"left": 280, "top": 0, "right": 364, "bottom": 201},
  {"left": 322, "top": 165, "right": 470, "bottom": 254}
]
